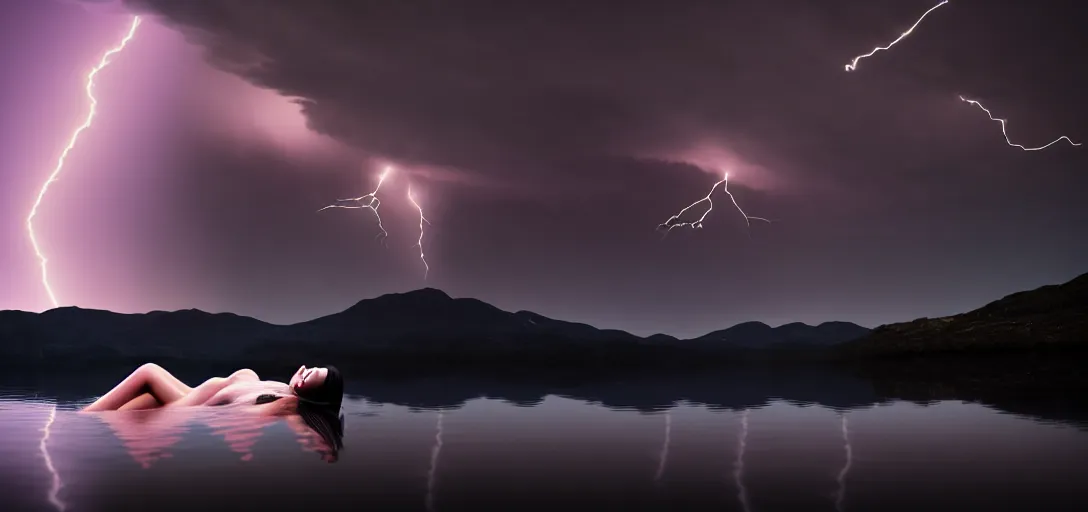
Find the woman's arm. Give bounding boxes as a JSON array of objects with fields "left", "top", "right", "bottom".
[{"left": 169, "top": 377, "right": 231, "bottom": 407}]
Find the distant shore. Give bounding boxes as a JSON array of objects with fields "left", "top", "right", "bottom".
[{"left": 3, "top": 271, "right": 1084, "bottom": 368}]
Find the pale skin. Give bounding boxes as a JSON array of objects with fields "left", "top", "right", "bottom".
[{"left": 82, "top": 363, "right": 329, "bottom": 413}]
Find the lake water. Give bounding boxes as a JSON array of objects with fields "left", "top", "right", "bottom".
[{"left": 2, "top": 364, "right": 1088, "bottom": 511}]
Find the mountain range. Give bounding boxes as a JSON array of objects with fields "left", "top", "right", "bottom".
[
  {"left": 0, "top": 287, "right": 868, "bottom": 365},
  {"left": 1, "top": 271, "right": 1084, "bottom": 366}
]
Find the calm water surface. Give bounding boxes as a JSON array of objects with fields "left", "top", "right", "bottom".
[{"left": 2, "top": 371, "right": 1088, "bottom": 512}]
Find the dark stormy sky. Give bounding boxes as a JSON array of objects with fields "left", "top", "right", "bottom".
[{"left": 1, "top": 0, "right": 1085, "bottom": 338}]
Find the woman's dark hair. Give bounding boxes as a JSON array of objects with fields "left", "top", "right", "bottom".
[
  {"left": 294, "top": 365, "right": 344, "bottom": 411},
  {"left": 297, "top": 400, "right": 345, "bottom": 463},
  {"left": 291, "top": 365, "right": 345, "bottom": 462}
]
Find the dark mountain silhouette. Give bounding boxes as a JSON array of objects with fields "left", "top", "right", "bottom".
[
  {"left": 840, "top": 271, "right": 1088, "bottom": 357},
  {"left": 0, "top": 287, "right": 867, "bottom": 365},
  {"left": 286, "top": 288, "right": 642, "bottom": 347},
  {"left": 4, "top": 271, "right": 1085, "bottom": 366},
  {"left": 0, "top": 306, "right": 281, "bottom": 360},
  {"left": 691, "top": 320, "right": 870, "bottom": 348},
  {"left": 645, "top": 333, "right": 680, "bottom": 344}
]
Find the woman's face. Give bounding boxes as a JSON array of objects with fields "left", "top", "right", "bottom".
[{"left": 289, "top": 365, "right": 328, "bottom": 393}]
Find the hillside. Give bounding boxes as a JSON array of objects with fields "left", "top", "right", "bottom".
[{"left": 840, "top": 272, "right": 1088, "bottom": 357}]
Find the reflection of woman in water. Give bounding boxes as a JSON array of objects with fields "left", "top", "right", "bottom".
[{"left": 83, "top": 363, "right": 345, "bottom": 462}]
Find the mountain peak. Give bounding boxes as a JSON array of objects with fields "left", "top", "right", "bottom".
[
  {"left": 379, "top": 287, "right": 451, "bottom": 301},
  {"left": 346, "top": 287, "right": 452, "bottom": 309},
  {"left": 408, "top": 287, "right": 452, "bottom": 299},
  {"left": 778, "top": 321, "right": 813, "bottom": 329},
  {"left": 727, "top": 321, "right": 773, "bottom": 330}
]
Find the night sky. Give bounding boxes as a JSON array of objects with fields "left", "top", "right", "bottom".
[{"left": 1, "top": 0, "right": 1085, "bottom": 338}]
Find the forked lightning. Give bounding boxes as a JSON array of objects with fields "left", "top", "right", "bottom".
[
  {"left": 658, "top": 172, "right": 769, "bottom": 236},
  {"left": 318, "top": 166, "right": 393, "bottom": 241}
]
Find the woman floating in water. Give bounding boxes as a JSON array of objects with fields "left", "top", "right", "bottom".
[{"left": 83, "top": 363, "right": 345, "bottom": 461}]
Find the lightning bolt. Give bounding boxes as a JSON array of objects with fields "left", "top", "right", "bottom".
[
  {"left": 27, "top": 16, "right": 141, "bottom": 308},
  {"left": 658, "top": 175, "right": 726, "bottom": 233},
  {"left": 407, "top": 185, "right": 431, "bottom": 279},
  {"left": 657, "top": 172, "right": 770, "bottom": 236},
  {"left": 426, "top": 411, "right": 444, "bottom": 512},
  {"left": 733, "top": 409, "right": 752, "bottom": 512},
  {"left": 723, "top": 176, "right": 771, "bottom": 229},
  {"left": 844, "top": 1, "right": 949, "bottom": 72},
  {"left": 40, "top": 404, "right": 65, "bottom": 512},
  {"left": 959, "top": 96, "right": 1082, "bottom": 151},
  {"left": 654, "top": 412, "right": 671, "bottom": 484},
  {"left": 835, "top": 413, "right": 853, "bottom": 512},
  {"left": 318, "top": 166, "right": 394, "bottom": 242}
]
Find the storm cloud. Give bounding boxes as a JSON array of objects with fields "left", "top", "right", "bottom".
[
  {"left": 22, "top": 0, "right": 1084, "bottom": 336},
  {"left": 112, "top": 0, "right": 1043, "bottom": 192}
]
